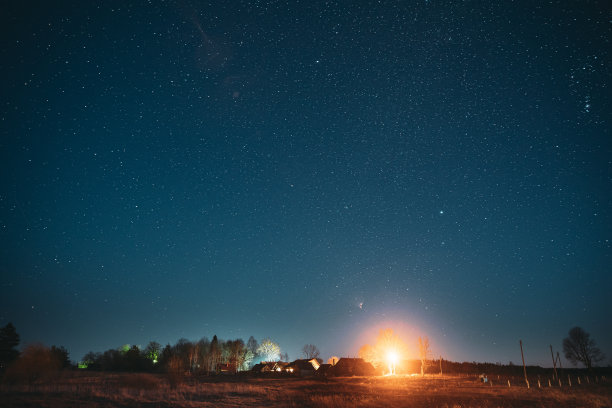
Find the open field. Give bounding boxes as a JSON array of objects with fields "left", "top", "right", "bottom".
[{"left": 1, "top": 373, "right": 611, "bottom": 408}]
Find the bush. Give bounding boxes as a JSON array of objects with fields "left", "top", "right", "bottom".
[
  {"left": 166, "top": 355, "right": 185, "bottom": 388},
  {"left": 3, "top": 344, "right": 62, "bottom": 384}
]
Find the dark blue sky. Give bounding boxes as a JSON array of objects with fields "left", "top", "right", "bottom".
[{"left": 1, "top": 0, "right": 610, "bottom": 367}]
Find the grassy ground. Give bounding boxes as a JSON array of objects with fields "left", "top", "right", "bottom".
[{"left": 1, "top": 372, "right": 611, "bottom": 407}]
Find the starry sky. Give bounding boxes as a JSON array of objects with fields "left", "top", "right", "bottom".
[{"left": 1, "top": 1, "right": 610, "bottom": 367}]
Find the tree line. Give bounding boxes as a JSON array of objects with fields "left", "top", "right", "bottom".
[
  {"left": 81, "top": 335, "right": 290, "bottom": 374},
  {"left": 0, "top": 322, "right": 607, "bottom": 380}
]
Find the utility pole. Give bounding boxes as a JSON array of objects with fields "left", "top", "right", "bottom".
[
  {"left": 520, "top": 340, "right": 529, "bottom": 388},
  {"left": 550, "top": 345, "right": 558, "bottom": 380},
  {"left": 439, "top": 355, "right": 442, "bottom": 375}
]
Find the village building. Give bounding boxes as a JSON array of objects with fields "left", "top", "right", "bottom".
[
  {"left": 316, "top": 363, "right": 332, "bottom": 376},
  {"left": 251, "top": 361, "right": 288, "bottom": 373},
  {"left": 216, "top": 362, "right": 237, "bottom": 374},
  {"left": 285, "top": 358, "right": 320, "bottom": 377},
  {"left": 329, "top": 358, "right": 377, "bottom": 376}
]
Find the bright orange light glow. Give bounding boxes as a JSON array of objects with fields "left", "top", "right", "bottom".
[
  {"left": 359, "top": 329, "right": 409, "bottom": 375},
  {"left": 386, "top": 349, "right": 398, "bottom": 375}
]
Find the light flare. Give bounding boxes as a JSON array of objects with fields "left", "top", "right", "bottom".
[{"left": 386, "top": 349, "right": 398, "bottom": 375}]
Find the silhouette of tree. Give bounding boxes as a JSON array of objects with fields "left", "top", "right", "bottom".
[
  {"left": 247, "top": 336, "right": 258, "bottom": 355},
  {"left": 208, "top": 335, "right": 222, "bottom": 373},
  {"left": 0, "top": 322, "right": 20, "bottom": 370},
  {"left": 81, "top": 351, "right": 101, "bottom": 369},
  {"left": 50, "top": 346, "right": 71, "bottom": 368},
  {"left": 124, "top": 345, "right": 149, "bottom": 371},
  {"left": 226, "top": 339, "right": 246, "bottom": 372},
  {"left": 246, "top": 336, "right": 258, "bottom": 368},
  {"left": 4, "top": 344, "right": 61, "bottom": 383},
  {"left": 167, "top": 355, "right": 185, "bottom": 388},
  {"left": 418, "top": 336, "right": 431, "bottom": 376},
  {"left": 196, "top": 337, "right": 211, "bottom": 373},
  {"left": 302, "top": 344, "right": 320, "bottom": 359},
  {"left": 563, "top": 327, "right": 604, "bottom": 369},
  {"left": 159, "top": 344, "right": 173, "bottom": 368}
]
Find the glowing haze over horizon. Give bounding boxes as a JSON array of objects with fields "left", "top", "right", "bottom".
[{"left": 1, "top": 1, "right": 610, "bottom": 367}]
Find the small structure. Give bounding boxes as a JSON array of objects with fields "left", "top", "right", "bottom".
[
  {"left": 217, "top": 363, "right": 237, "bottom": 374},
  {"left": 286, "top": 359, "right": 320, "bottom": 377},
  {"left": 270, "top": 361, "right": 289, "bottom": 372},
  {"left": 251, "top": 361, "right": 288, "bottom": 373},
  {"left": 329, "top": 358, "right": 377, "bottom": 376},
  {"left": 251, "top": 362, "right": 267, "bottom": 373},
  {"left": 316, "top": 363, "right": 332, "bottom": 376}
]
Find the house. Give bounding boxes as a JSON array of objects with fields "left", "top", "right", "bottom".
[
  {"left": 217, "top": 362, "right": 237, "bottom": 374},
  {"left": 251, "top": 362, "right": 268, "bottom": 373},
  {"left": 329, "top": 358, "right": 377, "bottom": 376},
  {"left": 285, "top": 359, "right": 320, "bottom": 377},
  {"left": 269, "top": 361, "right": 289, "bottom": 372},
  {"left": 251, "top": 361, "right": 288, "bottom": 374},
  {"left": 316, "top": 363, "right": 332, "bottom": 376}
]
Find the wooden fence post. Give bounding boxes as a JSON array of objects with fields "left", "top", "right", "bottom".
[
  {"left": 550, "top": 345, "right": 558, "bottom": 380},
  {"left": 520, "top": 340, "right": 529, "bottom": 388}
]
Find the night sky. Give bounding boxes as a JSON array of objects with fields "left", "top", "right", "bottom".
[{"left": 1, "top": 1, "right": 610, "bottom": 367}]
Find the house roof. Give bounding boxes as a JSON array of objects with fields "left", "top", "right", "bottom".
[
  {"left": 287, "top": 359, "right": 318, "bottom": 371},
  {"left": 217, "top": 363, "right": 236, "bottom": 371},
  {"left": 251, "top": 361, "right": 289, "bottom": 372},
  {"left": 330, "top": 358, "right": 376, "bottom": 376}
]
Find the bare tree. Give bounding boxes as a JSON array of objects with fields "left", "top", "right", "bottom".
[
  {"left": 418, "top": 336, "right": 430, "bottom": 376},
  {"left": 189, "top": 342, "right": 200, "bottom": 372},
  {"left": 563, "top": 327, "right": 604, "bottom": 369},
  {"left": 197, "top": 337, "right": 210, "bottom": 374},
  {"left": 257, "top": 338, "right": 280, "bottom": 362},
  {"left": 226, "top": 339, "right": 246, "bottom": 373},
  {"left": 247, "top": 336, "right": 258, "bottom": 355},
  {"left": 302, "top": 344, "right": 320, "bottom": 360}
]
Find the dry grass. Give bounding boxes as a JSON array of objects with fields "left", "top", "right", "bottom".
[{"left": 1, "top": 372, "right": 610, "bottom": 407}]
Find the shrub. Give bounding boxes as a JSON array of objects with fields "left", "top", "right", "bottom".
[
  {"left": 166, "top": 355, "right": 185, "bottom": 388},
  {"left": 3, "top": 344, "right": 62, "bottom": 384}
]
